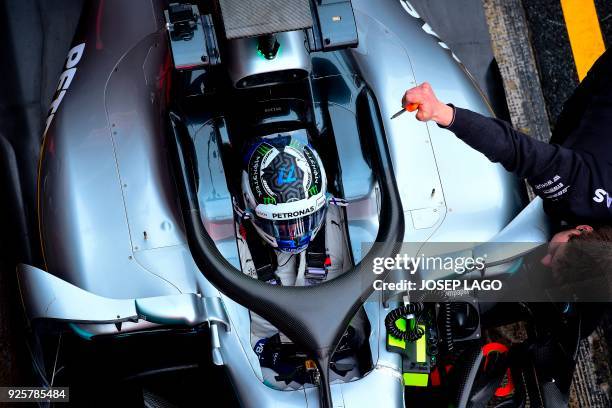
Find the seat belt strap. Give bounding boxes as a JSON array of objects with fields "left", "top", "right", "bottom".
[
  {"left": 305, "top": 223, "right": 330, "bottom": 285},
  {"left": 237, "top": 209, "right": 281, "bottom": 285}
]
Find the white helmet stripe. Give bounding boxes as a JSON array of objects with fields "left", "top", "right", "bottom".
[{"left": 254, "top": 192, "right": 327, "bottom": 220}]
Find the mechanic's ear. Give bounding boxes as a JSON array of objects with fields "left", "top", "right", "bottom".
[{"left": 541, "top": 253, "right": 552, "bottom": 267}]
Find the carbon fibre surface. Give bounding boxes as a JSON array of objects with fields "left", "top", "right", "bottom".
[{"left": 217, "top": 0, "right": 312, "bottom": 39}]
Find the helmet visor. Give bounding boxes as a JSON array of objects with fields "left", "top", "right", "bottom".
[{"left": 254, "top": 206, "right": 327, "bottom": 252}]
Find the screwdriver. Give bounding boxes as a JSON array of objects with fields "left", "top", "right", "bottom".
[{"left": 391, "top": 103, "right": 419, "bottom": 119}]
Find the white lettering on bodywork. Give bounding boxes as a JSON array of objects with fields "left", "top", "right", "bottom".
[
  {"left": 399, "top": 1, "right": 462, "bottom": 64},
  {"left": 43, "top": 43, "right": 85, "bottom": 138}
]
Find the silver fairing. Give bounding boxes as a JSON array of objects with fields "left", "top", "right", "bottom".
[
  {"left": 20, "top": 0, "right": 545, "bottom": 407},
  {"left": 227, "top": 30, "right": 312, "bottom": 88},
  {"left": 38, "top": 0, "right": 186, "bottom": 299},
  {"left": 351, "top": 0, "right": 524, "bottom": 246}
]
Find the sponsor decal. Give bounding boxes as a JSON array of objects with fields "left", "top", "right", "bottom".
[
  {"left": 271, "top": 205, "right": 316, "bottom": 220},
  {"left": 399, "top": 1, "right": 462, "bottom": 64},
  {"left": 249, "top": 144, "right": 273, "bottom": 198},
  {"left": 264, "top": 106, "right": 282, "bottom": 114},
  {"left": 263, "top": 196, "right": 276, "bottom": 205},
  {"left": 542, "top": 182, "right": 564, "bottom": 195},
  {"left": 593, "top": 188, "right": 612, "bottom": 208},
  {"left": 534, "top": 175, "right": 561, "bottom": 190},
  {"left": 277, "top": 164, "right": 297, "bottom": 184},
  {"left": 257, "top": 144, "right": 272, "bottom": 156},
  {"left": 546, "top": 185, "right": 570, "bottom": 199},
  {"left": 303, "top": 146, "right": 322, "bottom": 191},
  {"left": 43, "top": 43, "right": 85, "bottom": 138}
]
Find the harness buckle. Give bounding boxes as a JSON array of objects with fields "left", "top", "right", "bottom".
[
  {"left": 305, "top": 252, "right": 330, "bottom": 284},
  {"left": 256, "top": 264, "right": 281, "bottom": 286}
]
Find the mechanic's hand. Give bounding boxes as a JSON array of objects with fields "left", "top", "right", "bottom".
[{"left": 402, "top": 82, "right": 454, "bottom": 126}]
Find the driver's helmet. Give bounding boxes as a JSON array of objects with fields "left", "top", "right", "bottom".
[{"left": 241, "top": 134, "right": 327, "bottom": 253}]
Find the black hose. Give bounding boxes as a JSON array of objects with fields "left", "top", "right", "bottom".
[
  {"left": 385, "top": 303, "right": 425, "bottom": 342},
  {"left": 456, "top": 346, "right": 484, "bottom": 408},
  {"left": 441, "top": 302, "right": 455, "bottom": 353}
]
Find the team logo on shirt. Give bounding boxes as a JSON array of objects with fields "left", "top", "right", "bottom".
[{"left": 593, "top": 188, "right": 612, "bottom": 208}]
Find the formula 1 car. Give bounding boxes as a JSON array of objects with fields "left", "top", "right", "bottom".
[{"left": 8, "top": 0, "right": 588, "bottom": 406}]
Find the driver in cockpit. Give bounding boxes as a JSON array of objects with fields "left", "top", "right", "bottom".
[{"left": 233, "top": 133, "right": 366, "bottom": 390}]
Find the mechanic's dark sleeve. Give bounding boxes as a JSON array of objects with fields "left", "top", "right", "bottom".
[{"left": 441, "top": 106, "right": 589, "bottom": 201}]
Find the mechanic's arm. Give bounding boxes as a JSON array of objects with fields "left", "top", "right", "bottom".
[{"left": 402, "top": 83, "right": 588, "bottom": 200}]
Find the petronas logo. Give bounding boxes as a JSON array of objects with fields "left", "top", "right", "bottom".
[{"left": 263, "top": 196, "right": 276, "bottom": 205}]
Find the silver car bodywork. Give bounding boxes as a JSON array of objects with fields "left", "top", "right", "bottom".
[{"left": 18, "top": 0, "right": 548, "bottom": 406}]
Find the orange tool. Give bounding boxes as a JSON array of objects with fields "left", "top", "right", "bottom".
[{"left": 391, "top": 103, "right": 419, "bottom": 119}]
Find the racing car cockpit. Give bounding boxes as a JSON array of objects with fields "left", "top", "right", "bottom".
[{"left": 15, "top": 1, "right": 573, "bottom": 407}]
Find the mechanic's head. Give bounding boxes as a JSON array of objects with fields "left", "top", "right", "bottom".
[
  {"left": 541, "top": 225, "right": 612, "bottom": 298},
  {"left": 242, "top": 134, "right": 327, "bottom": 253}
]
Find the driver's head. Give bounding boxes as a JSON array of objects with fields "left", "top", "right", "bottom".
[
  {"left": 541, "top": 225, "right": 612, "bottom": 298},
  {"left": 241, "top": 134, "right": 327, "bottom": 253}
]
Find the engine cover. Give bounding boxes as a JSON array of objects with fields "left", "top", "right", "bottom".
[{"left": 226, "top": 30, "right": 311, "bottom": 88}]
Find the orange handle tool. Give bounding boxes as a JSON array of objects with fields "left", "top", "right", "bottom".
[{"left": 391, "top": 103, "right": 420, "bottom": 119}]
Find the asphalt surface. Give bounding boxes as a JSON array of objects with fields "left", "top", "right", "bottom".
[{"left": 523, "top": 0, "right": 612, "bottom": 127}]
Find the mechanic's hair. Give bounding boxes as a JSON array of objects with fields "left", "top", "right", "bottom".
[{"left": 555, "top": 225, "right": 612, "bottom": 300}]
